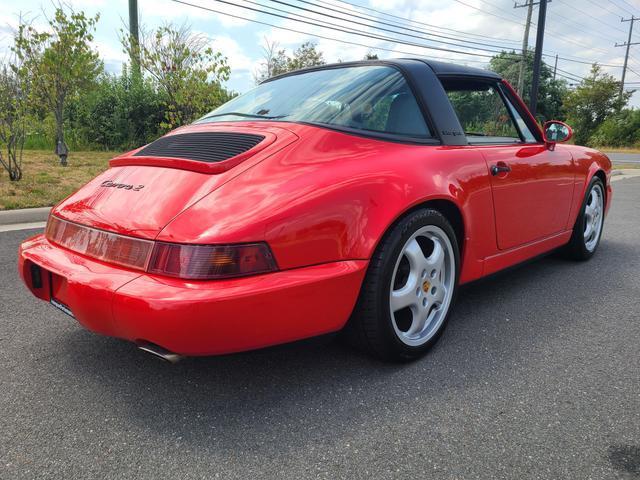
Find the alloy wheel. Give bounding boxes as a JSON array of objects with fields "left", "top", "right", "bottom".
[
  {"left": 584, "top": 183, "right": 604, "bottom": 252},
  {"left": 389, "top": 225, "right": 456, "bottom": 347}
]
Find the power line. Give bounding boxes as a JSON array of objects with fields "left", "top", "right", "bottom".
[
  {"left": 169, "top": 0, "right": 490, "bottom": 63},
  {"left": 585, "top": 0, "right": 634, "bottom": 17},
  {"left": 480, "top": 0, "right": 625, "bottom": 57},
  {"left": 262, "top": 0, "right": 623, "bottom": 68},
  {"left": 211, "top": 0, "right": 512, "bottom": 57},
  {"left": 180, "top": 0, "right": 591, "bottom": 90},
  {"left": 451, "top": 0, "right": 526, "bottom": 26},
  {"left": 209, "top": 0, "right": 562, "bottom": 64},
  {"left": 231, "top": 0, "right": 521, "bottom": 57},
  {"left": 265, "top": 0, "right": 526, "bottom": 53},
  {"left": 609, "top": 0, "right": 636, "bottom": 16},
  {"left": 544, "top": 12, "right": 629, "bottom": 49},
  {"left": 477, "top": 0, "right": 532, "bottom": 23},
  {"left": 554, "top": 71, "right": 582, "bottom": 83},
  {"left": 546, "top": 12, "right": 628, "bottom": 45},
  {"left": 310, "top": 0, "right": 522, "bottom": 45},
  {"left": 612, "top": 0, "right": 638, "bottom": 16},
  {"left": 555, "top": 0, "right": 628, "bottom": 34},
  {"left": 289, "top": 0, "right": 524, "bottom": 51},
  {"left": 173, "top": 0, "right": 623, "bottom": 78},
  {"left": 554, "top": 66, "right": 584, "bottom": 82},
  {"left": 627, "top": 65, "right": 640, "bottom": 77},
  {"left": 310, "top": 0, "right": 622, "bottom": 67}
]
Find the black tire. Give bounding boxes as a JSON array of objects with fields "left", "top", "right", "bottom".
[
  {"left": 344, "top": 208, "right": 460, "bottom": 361},
  {"left": 564, "top": 176, "right": 606, "bottom": 261}
]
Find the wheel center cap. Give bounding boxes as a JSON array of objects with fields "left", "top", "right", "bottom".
[{"left": 422, "top": 280, "right": 431, "bottom": 293}]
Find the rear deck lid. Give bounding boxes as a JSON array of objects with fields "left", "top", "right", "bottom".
[{"left": 51, "top": 123, "right": 298, "bottom": 239}]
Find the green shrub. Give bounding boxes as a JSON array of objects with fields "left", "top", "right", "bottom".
[
  {"left": 66, "top": 69, "right": 167, "bottom": 151},
  {"left": 590, "top": 109, "right": 640, "bottom": 148}
]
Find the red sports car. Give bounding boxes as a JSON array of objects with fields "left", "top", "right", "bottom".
[{"left": 18, "top": 59, "right": 611, "bottom": 362}]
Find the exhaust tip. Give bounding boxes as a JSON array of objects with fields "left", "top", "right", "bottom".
[{"left": 136, "top": 341, "right": 183, "bottom": 364}]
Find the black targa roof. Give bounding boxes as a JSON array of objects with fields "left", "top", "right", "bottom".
[
  {"left": 264, "top": 58, "right": 502, "bottom": 83},
  {"left": 411, "top": 59, "right": 501, "bottom": 80}
]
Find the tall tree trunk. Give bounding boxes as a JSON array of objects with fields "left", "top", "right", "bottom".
[{"left": 54, "top": 103, "right": 67, "bottom": 166}]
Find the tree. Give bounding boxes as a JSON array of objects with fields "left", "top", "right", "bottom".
[
  {"left": 254, "top": 39, "right": 289, "bottom": 83},
  {"left": 590, "top": 108, "right": 640, "bottom": 148},
  {"left": 286, "top": 41, "right": 325, "bottom": 71},
  {"left": 254, "top": 39, "right": 325, "bottom": 83},
  {"left": 490, "top": 50, "right": 568, "bottom": 122},
  {"left": 0, "top": 60, "right": 29, "bottom": 180},
  {"left": 564, "top": 64, "right": 632, "bottom": 145},
  {"left": 66, "top": 66, "right": 167, "bottom": 151},
  {"left": 364, "top": 51, "right": 379, "bottom": 60},
  {"left": 13, "top": 7, "right": 102, "bottom": 165},
  {"left": 122, "top": 23, "right": 231, "bottom": 130}
]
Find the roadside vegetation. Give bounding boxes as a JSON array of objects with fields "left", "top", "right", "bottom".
[
  {"left": 0, "top": 3, "right": 638, "bottom": 210},
  {"left": 0, "top": 150, "right": 114, "bottom": 210}
]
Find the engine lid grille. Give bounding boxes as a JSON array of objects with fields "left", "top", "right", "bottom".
[{"left": 134, "top": 132, "right": 265, "bottom": 163}]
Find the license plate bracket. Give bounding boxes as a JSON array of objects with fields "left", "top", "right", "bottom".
[
  {"left": 50, "top": 296, "right": 75, "bottom": 318},
  {"left": 49, "top": 271, "right": 75, "bottom": 318}
]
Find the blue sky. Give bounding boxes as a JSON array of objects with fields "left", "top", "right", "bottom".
[{"left": 1, "top": 0, "right": 639, "bottom": 106}]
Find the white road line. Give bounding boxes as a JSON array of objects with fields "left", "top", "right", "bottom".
[{"left": 0, "top": 221, "right": 46, "bottom": 233}]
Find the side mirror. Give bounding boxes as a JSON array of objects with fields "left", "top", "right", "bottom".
[{"left": 543, "top": 120, "right": 573, "bottom": 145}]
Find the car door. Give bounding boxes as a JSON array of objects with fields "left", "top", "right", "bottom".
[{"left": 442, "top": 78, "right": 574, "bottom": 251}]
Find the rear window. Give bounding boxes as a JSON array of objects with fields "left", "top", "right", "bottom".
[{"left": 198, "top": 66, "right": 432, "bottom": 139}]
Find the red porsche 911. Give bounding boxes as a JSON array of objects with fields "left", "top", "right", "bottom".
[{"left": 19, "top": 59, "right": 611, "bottom": 362}]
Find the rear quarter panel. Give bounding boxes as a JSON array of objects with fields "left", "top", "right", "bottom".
[
  {"left": 561, "top": 144, "right": 613, "bottom": 225},
  {"left": 158, "top": 125, "right": 496, "bottom": 284}
]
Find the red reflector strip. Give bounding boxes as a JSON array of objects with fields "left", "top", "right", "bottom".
[{"left": 45, "top": 215, "right": 154, "bottom": 271}]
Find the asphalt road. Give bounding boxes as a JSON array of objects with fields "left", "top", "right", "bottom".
[
  {"left": 1, "top": 179, "right": 639, "bottom": 480},
  {"left": 606, "top": 152, "right": 640, "bottom": 164}
]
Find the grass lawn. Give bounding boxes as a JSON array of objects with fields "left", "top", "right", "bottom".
[
  {"left": 0, "top": 150, "right": 118, "bottom": 210},
  {"left": 599, "top": 147, "right": 640, "bottom": 154},
  {"left": 613, "top": 163, "right": 640, "bottom": 169}
]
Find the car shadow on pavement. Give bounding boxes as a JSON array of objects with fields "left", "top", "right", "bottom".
[{"left": 56, "top": 237, "right": 635, "bottom": 454}]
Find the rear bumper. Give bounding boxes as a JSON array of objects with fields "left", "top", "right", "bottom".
[{"left": 19, "top": 234, "right": 367, "bottom": 356}]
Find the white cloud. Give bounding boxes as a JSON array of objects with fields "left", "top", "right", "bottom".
[
  {"left": 211, "top": 35, "right": 254, "bottom": 71},
  {"left": 137, "top": 0, "right": 256, "bottom": 28},
  {"left": 93, "top": 39, "right": 128, "bottom": 65}
]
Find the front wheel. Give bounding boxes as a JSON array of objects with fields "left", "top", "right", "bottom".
[
  {"left": 345, "top": 209, "right": 460, "bottom": 361},
  {"left": 564, "top": 177, "right": 606, "bottom": 260}
]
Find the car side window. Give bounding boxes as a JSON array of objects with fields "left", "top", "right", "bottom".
[
  {"left": 442, "top": 79, "right": 527, "bottom": 145},
  {"left": 501, "top": 92, "right": 537, "bottom": 142}
]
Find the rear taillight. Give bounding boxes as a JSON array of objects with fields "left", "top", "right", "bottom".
[
  {"left": 46, "top": 215, "right": 154, "bottom": 270},
  {"left": 147, "top": 242, "right": 277, "bottom": 280},
  {"left": 45, "top": 215, "right": 278, "bottom": 279}
]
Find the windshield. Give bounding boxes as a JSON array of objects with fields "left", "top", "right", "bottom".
[{"left": 198, "top": 65, "right": 432, "bottom": 139}]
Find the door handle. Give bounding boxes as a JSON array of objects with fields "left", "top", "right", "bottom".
[{"left": 491, "top": 163, "right": 511, "bottom": 176}]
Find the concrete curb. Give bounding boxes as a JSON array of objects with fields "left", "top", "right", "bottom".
[
  {"left": 611, "top": 169, "right": 640, "bottom": 182},
  {"left": 0, "top": 207, "right": 50, "bottom": 226}
]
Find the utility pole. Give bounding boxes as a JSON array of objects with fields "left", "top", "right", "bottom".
[
  {"left": 529, "top": 0, "right": 548, "bottom": 117},
  {"left": 514, "top": 1, "right": 534, "bottom": 96},
  {"left": 129, "top": 0, "right": 140, "bottom": 76},
  {"left": 615, "top": 16, "right": 640, "bottom": 99},
  {"left": 553, "top": 53, "right": 558, "bottom": 80}
]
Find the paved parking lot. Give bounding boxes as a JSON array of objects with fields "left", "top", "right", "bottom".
[{"left": 1, "top": 178, "right": 639, "bottom": 479}]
